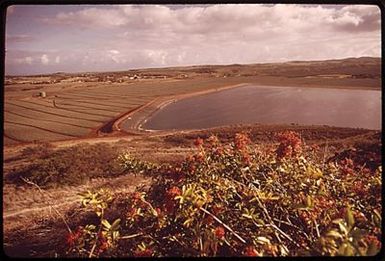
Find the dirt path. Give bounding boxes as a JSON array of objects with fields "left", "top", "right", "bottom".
[{"left": 3, "top": 173, "right": 151, "bottom": 224}]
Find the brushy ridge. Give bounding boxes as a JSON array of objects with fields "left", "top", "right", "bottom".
[{"left": 65, "top": 131, "right": 381, "bottom": 257}]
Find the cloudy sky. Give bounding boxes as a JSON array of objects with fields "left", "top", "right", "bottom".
[{"left": 5, "top": 4, "right": 381, "bottom": 75}]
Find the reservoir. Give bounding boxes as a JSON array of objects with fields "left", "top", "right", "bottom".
[{"left": 140, "top": 85, "right": 381, "bottom": 130}]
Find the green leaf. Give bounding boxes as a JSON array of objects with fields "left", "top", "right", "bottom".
[
  {"left": 306, "top": 196, "right": 312, "bottom": 208},
  {"left": 343, "top": 243, "right": 355, "bottom": 256},
  {"left": 101, "top": 219, "right": 111, "bottom": 229},
  {"left": 255, "top": 219, "right": 265, "bottom": 225},
  {"left": 111, "top": 219, "right": 121, "bottom": 231},
  {"left": 373, "top": 209, "right": 381, "bottom": 226},
  {"left": 326, "top": 230, "right": 342, "bottom": 239},
  {"left": 112, "top": 231, "right": 120, "bottom": 241},
  {"left": 256, "top": 236, "right": 270, "bottom": 244},
  {"left": 242, "top": 214, "right": 253, "bottom": 219},
  {"left": 345, "top": 206, "right": 355, "bottom": 229},
  {"left": 337, "top": 243, "right": 348, "bottom": 256},
  {"left": 338, "top": 222, "right": 348, "bottom": 236},
  {"left": 332, "top": 219, "right": 344, "bottom": 225}
]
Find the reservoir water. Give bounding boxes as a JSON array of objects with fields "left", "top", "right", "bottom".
[{"left": 141, "top": 85, "right": 381, "bottom": 130}]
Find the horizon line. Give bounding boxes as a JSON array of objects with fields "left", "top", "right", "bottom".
[{"left": 5, "top": 55, "right": 381, "bottom": 77}]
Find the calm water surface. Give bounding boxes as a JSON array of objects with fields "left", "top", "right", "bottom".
[{"left": 141, "top": 85, "right": 381, "bottom": 130}]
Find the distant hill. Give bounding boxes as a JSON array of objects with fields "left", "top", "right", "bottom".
[{"left": 5, "top": 57, "right": 381, "bottom": 79}]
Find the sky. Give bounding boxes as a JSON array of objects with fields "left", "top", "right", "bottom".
[{"left": 5, "top": 4, "right": 381, "bottom": 75}]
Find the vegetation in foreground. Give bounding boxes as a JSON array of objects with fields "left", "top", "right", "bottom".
[{"left": 64, "top": 131, "right": 381, "bottom": 257}]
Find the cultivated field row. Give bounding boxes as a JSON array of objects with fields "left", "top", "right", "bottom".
[
  {"left": 4, "top": 78, "right": 240, "bottom": 144},
  {"left": 4, "top": 71, "right": 381, "bottom": 145}
]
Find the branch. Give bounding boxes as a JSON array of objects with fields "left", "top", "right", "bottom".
[
  {"left": 89, "top": 209, "right": 104, "bottom": 258},
  {"left": 199, "top": 207, "right": 246, "bottom": 244},
  {"left": 268, "top": 223, "right": 301, "bottom": 248},
  {"left": 21, "top": 178, "right": 72, "bottom": 234},
  {"left": 120, "top": 233, "right": 143, "bottom": 240}
]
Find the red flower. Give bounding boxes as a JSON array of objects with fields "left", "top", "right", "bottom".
[
  {"left": 66, "top": 233, "right": 77, "bottom": 247},
  {"left": 275, "top": 131, "right": 302, "bottom": 158},
  {"left": 195, "top": 151, "right": 205, "bottom": 162},
  {"left": 188, "top": 164, "right": 196, "bottom": 172},
  {"left": 336, "top": 207, "right": 347, "bottom": 219},
  {"left": 194, "top": 137, "right": 204, "bottom": 147},
  {"left": 207, "top": 135, "right": 219, "bottom": 146},
  {"left": 66, "top": 227, "right": 83, "bottom": 247},
  {"left": 212, "top": 205, "right": 224, "bottom": 215},
  {"left": 98, "top": 235, "right": 109, "bottom": 253},
  {"left": 203, "top": 215, "right": 214, "bottom": 225},
  {"left": 167, "top": 186, "right": 181, "bottom": 197},
  {"left": 364, "top": 235, "right": 381, "bottom": 250},
  {"left": 214, "top": 226, "right": 225, "bottom": 239},
  {"left": 299, "top": 211, "right": 312, "bottom": 225},
  {"left": 241, "top": 150, "right": 251, "bottom": 164},
  {"left": 164, "top": 187, "right": 181, "bottom": 213},
  {"left": 214, "top": 146, "right": 224, "bottom": 157},
  {"left": 131, "top": 192, "right": 143, "bottom": 204},
  {"left": 352, "top": 181, "right": 367, "bottom": 196},
  {"left": 244, "top": 246, "right": 259, "bottom": 256},
  {"left": 134, "top": 248, "right": 153, "bottom": 257},
  {"left": 235, "top": 133, "right": 251, "bottom": 150}
]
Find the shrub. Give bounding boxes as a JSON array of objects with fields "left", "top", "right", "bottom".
[
  {"left": 6, "top": 143, "right": 124, "bottom": 187},
  {"left": 67, "top": 131, "right": 381, "bottom": 257}
]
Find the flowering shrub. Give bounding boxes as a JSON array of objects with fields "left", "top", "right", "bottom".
[{"left": 67, "top": 131, "right": 381, "bottom": 257}]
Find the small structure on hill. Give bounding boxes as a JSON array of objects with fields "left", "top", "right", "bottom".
[{"left": 39, "top": 91, "right": 46, "bottom": 98}]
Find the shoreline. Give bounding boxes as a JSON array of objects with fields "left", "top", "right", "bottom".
[
  {"left": 113, "top": 82, "right": 381, "bottom": 133},
  {"left": 3, "top": 80, "right": 380, "bottom": 148},
  {"left": 114, "top": 83, "right": 249, "bottom": 133}
]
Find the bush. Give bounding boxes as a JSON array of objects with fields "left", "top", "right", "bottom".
[
  {"left": 66, "top": 131, "right": 381, "bottom": 257},
  {"left": 6, "top": 143, "right": 124, "bottom": 188},
  {"left": 21, "top": 142, "right": 55, "bottom": 158}
]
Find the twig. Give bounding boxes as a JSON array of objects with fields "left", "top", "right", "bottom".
[
  {"left": 281, "top": 217, "right": 311, "bottom": 241},
  {"left": 120, "top": 233, "right": 143, "bottom": 240},
  {"left": 273, "top": 218, "right": 301, "bottom": 230},
  {"left": 314, "top": 219, "right": 320, "bottom": 238},
  {"left": 89, "top": 209, "right": 104, "bottom": 258},
  {"left": 268, "top": 224, "right": 301, "bottom": 248},
  {"left": 21, "top": 178, "right": 72, "bottom": 234},
  {"left": 322, "top": 142, "right": 329, "bottom": 171},
  {"left": 199, "top": 207, "right": 246, "bottom": 244}
]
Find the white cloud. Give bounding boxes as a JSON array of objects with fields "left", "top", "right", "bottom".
[
  {"left": 41, "top": 54, "right": 49, "bottom": 65},
  {"left": 44, "top": 4, "right": 380, "bottom": 35},
  {"left": 14, "top": 56, "right": 33, "bottom": 65},
  {"left": 25, "top": 57, "right": 33, "bottom": 64},
  {"left": 109, "top": 50, "right": 120, "bottom": 55},
  {"left": 6, "top": 4, "right": 381, "bottom": 74}
]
